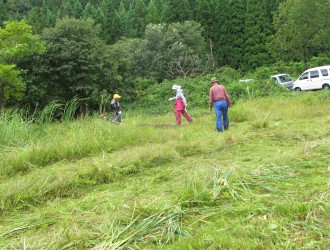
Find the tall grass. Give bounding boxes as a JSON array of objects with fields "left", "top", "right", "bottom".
[
  {"left": 0, "top": 109, "right": 36, "bottom": 149},
  {"left": 62, "top": 96, "right": 80, "bottom": 122},
  {"left": 0, "top": 92, "right": 329, "bottom": 249},
  {"left": 34, "top": 100, "right": 62, "bottom": 124}
]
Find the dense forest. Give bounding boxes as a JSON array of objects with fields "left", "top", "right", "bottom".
[{"left": 0, "top": 0, "right": 329, "bottom": 112}]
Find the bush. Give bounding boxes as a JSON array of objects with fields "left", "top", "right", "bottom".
[
  {"left": 267, "top": 61, "right": 305, "bottom": 78},
  {"left": 227, "top": 83, "right": 248, "bottom": 102},
  {"left": 229, "top": 105, "right": 253, "bottom": 123},
  {"left": 134, "top": 67, "right": 242, "bottom": 113},
  {"left": 308, "top": 55, "right": 330, "bottom": 69}
]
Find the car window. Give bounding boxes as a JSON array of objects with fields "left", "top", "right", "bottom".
[
  {"left": 321, "top": 69, "right": 329, "bottom": 76},
  {"left": 310, "top": 70, "right": 319, "bottom": 78},
  {"left": 279, "top": 75, "right": 292, "bottom": 82},
  {"left": 300, "top": 72, "right": 309, "bottom": 80}
]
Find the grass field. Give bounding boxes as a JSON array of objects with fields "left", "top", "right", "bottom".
[{"left": 0, "top": 92, "right": 329, "bottom": 249}]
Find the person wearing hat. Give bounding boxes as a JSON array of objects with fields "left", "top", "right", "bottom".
[
  {"left": 110, "top": 93, "right": 122, "bottom": 123},
  {"left": 169, "top": 85, "right": 192, "bottom": 125},
  {"left": 209, "top": 77, "right": 231, "bottom": 132}
]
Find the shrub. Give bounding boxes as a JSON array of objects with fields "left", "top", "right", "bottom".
[
  {"left": 308, "top": 55, "right": 330, "bottom": 69},
  {"left": 134, "top": 68, "right": 242, "bottom": 113},
  {"left": 229, "top": 105, "right": 253, "bottom": 123}
]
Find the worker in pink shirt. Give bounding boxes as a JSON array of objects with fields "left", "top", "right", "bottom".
[
  {"left": 169, "top": 85, "right": 192, "bottom": 125},
  {"left": 209, "top": 77, "right": 231, "bottom": 132}
]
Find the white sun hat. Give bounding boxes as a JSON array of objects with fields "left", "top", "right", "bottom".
[{"left": 172, "top": 84, "right": 181, "bottom": 90}]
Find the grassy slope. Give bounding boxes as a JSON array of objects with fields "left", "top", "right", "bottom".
[{"left": 0, "top": 93, "right": 329, "bottom": 249}]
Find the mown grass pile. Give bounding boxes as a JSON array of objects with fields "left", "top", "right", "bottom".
[{"left": 0, "top": 92, "right": 329, "bottom": 249}]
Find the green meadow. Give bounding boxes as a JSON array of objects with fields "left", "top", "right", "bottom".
[{"left": 0, "top": 92, "right": 329, "bottom": 249}]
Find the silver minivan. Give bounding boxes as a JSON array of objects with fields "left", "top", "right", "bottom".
[
  {"left": 271, "top": 74, "right": 294, "bottom": 89},
  {"left": 293, "top": 65, "right": 330, "bottom": 91}
]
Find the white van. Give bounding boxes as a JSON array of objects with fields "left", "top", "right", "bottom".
[{"left": 293, "top": 65, "right": 330, "bottom": 91}]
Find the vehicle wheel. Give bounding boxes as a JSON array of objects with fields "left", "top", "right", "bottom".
[
  {"left": 294, "top": 87, "right": 301, "bottom": 91},
  {"left": 322, "top": 84, "right": 330, "bottom": 90}
]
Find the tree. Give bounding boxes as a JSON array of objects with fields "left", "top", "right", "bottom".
[
  {"left": 4, "top": 0, "right": 32, "bottom": 17},
  {"left": 226, "top": 0, "right": 245, "bottom": 69},
  {"left": 21, "top": 18, "right": 119, "bottom": 109},
  {"left": 26, "top": 5, "right": 60, "bottom": 32},
  {"left": 243, "top": 0, "right": 272, "bottom": 70},
  {"left": 146, "top": 0, "right": 160, "bottom": 24},
  {"left": 264, "top": 0, "right": 280, "bottom": 24},
  {"left": 194, "top": 0, "right": 215, "bottom": 39},
  {"left": 194, "top": 0, "right": 218, "bottom": 70},
  {"left": 131, "top": 21, "right": 208, "bottom": 81},
  {"left": 72, "top": 0, "right": 84, "bottom": 19},
  {"left": 270, "top": 0, "right": 330, "bottom": 68},
  {"left": 213, "top": 0, "right": 231, "bottom": 67},
  {"left": 99, "top": 0, "right": 121, "bottom": 44},
  {"left": 65, "top": 0, "right": 83, "bottom": 19},
  {"left": 0, "top": 20, "right": 45, "bottom": 112},
  {"left": 131, "top": 0, "right": 147, "bottom": 37},
  {"left": 116, "top": 1, "right": 132, "bottom": 38},
  {"left": 162, "top": 0, "right": 192, "bottom": 23},
  {"left": 0, "top": 0, "right": 9, "bottom": 24},
  {"left": 82, "top": 2, "right": 97, "bottom": 20}
]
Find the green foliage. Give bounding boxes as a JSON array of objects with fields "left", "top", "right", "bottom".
[
  {"left": 134, "top": 65, "right": 292, "bottom": 113},
  {"left": 35, "top": 100, "right": 62, "bottom": 124},
  {"left": 26, "top": 5, "right": 60, "bottom": 32},
  {"left": 266, "top": 61, "right": 305, "bottom": 78},
  {"left": 243, "top": 0, "right": 272, "bottom": 70},
  {"left": 0, "top": 108, "right": 35, "bottom": 147},
  {"left": 116, "top": 1, "right": 132, "bottom": 38},
  {"left": 162, "top": 0, "right": 192, "bottom": 23},
  {"left": 229, "top": 104, "right": 252, "bottom": 123},
  {"left": 212, "top": 0, "right": 232, "bottom": 67},
  {"left": 252, "top": 56, "right": 330, "bottom": 80},
  {"left": 131, "top": 0, "right": 147, "bottom": 37},
  {"left": 271, "top": 0, "right": 330, "bottom": 67},
  {"left": 22, "top": 18, "right": 118, "bottom": 110},
  {"left": 252, "top": 116, "right": 270, "bottom": 129},
  {"left": 0, "top": 64, "right": 22, "bottom": 96},
  {"left": 0, "top": 20, "right": 45, "bottom": 111},
  {"left": 1, "top": 0, "right": 329, "bottom": 112},
  {"left": 0, "top": 20, "right": 45, "bottom": 62},
  {"left": 99, "top": 0, "right": 121, "bottom": 44},
  {"left": 226, "top": 82, "right": 248, "bottom": 103},
  {"left": 131, "top": 21, "right": 208, "bottom": 81},
  {"left": 225, "top": 0, "right": 245, "bottom": 69},
  {"left": 82, "top": 2, "right": 97, "bottom": 20},
  {"left": 62, "top": 96, "right": 81, "bottom": 122},
  {"left": 308, "top": 55, "right": 330, "bottom": 69},
  {"left": 0, "top": 0, "right": 8, "bottom": 24},
  {"left": 0, "top": 0, "right": 328, "bottom": 79},
  {"left": 146, "top": 0, "right": 160, "bottom": 24}
]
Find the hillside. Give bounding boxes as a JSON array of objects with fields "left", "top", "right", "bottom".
[{"left": 0, "top": 92, "right": 329, "bottom": 249}]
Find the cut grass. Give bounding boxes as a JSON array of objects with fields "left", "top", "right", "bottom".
[{"left": 0, "top": 92, "right": 329, "bottom": 249}]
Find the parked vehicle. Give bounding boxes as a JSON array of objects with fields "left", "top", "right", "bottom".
[
  {"left": 293, "top": 65, "right": 330, "bottom": 91},
  {"left": 271, "top": 74, "right": 294, "bottom": 89}
]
